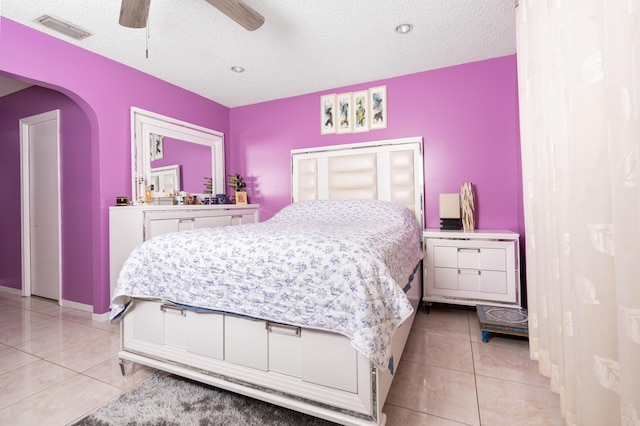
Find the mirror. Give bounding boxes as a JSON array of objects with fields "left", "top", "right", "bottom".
[{"left": 131, "top": 107, "right": 225, "bottom": 204}]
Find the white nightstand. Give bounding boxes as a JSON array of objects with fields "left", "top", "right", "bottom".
[{"left": 422, "top": 229, "right": 521, "bottom": 311}]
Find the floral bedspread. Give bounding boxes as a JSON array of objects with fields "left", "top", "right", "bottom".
[{"left": 110, "top": 199, "right": 422, "bottom": 371}]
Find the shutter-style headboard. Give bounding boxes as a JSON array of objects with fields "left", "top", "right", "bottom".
[{"left": 291, "top": 137, "right": 424, "bottom": 229}]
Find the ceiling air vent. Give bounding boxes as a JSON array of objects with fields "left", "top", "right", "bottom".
[{"left": 35, "top": 15, "right": 92, "bottom": 40}]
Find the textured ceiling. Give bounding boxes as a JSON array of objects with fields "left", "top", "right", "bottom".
[{"left": 0, "top": 0, "right": 516, "bottom": 107}]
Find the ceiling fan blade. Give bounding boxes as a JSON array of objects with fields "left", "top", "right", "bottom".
[
  {"left": 205, "top": 0, "right": 265, "bottom": 31},
  {"left": 119, "top": 0, "right": 151, "bottom": 28}
]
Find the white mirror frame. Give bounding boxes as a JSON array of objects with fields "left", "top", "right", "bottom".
[{"left": 130, "top": 107, "right": 225, "bottom": 204}]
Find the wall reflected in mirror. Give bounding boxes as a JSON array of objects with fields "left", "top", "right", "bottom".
[{"left": 149, "top": 135, "right": 213, "bottom": 195}]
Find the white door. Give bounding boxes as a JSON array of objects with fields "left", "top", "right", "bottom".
[{"left": 20, "top": 110, "right": 61, "bottom": 301}]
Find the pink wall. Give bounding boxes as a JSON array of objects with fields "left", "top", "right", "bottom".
[
  {"left": 0, "top": 87, "right": 93, "bottom": 303},
  {"left": 0, "top": 17, "right": 524, "bottom": 313},
  {"left": 229, "top": 55, "right": 523, "bottom": 233},
  {"left": 0, "top": 17, "right": 230, "bottom": 313}
]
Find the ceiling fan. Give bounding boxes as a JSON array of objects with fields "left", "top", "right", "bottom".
[{"left": 119, "top": 0, "right": 265, "bottom": 31}]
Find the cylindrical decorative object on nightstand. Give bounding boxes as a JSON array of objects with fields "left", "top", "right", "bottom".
[{"left": 460, "top": 182, "right": 475, "bottom": 232}]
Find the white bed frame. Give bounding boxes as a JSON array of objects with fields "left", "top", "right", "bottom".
[{"left": 118, "top": 136, "right": 424, "bottom": 426}]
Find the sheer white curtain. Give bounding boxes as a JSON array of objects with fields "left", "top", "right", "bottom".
[{"left": 516, "top": 1, "right": 640, "bottom": 425}]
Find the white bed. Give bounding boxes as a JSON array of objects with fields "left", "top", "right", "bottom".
[{"left": 112, "top": 136, "right": 424, "bottom": 426}]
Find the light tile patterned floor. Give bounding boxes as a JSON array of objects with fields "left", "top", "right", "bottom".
[{"left": 0, "top": 294, "right": 564, "bottom": 425}]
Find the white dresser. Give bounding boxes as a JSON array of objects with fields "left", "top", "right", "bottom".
[
  {"left": 423, "top": 229, "right": 521, "bottom": 309},
  {"left": 109, "top": 204, "right": 259, "bottom": 301}
]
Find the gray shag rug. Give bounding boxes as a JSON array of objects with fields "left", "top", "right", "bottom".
[{"left": 72, "top": 372, "right": 338, "bottom": 426}]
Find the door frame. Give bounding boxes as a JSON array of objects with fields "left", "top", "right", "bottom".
[{"left": 19, "top": 110, "right": 62, "bottom": 300}]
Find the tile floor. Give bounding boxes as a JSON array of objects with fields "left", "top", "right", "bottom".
[{"left": 0, "top": 294, "right": 564, "bottom": 425}]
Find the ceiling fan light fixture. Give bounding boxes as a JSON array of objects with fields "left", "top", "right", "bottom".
[
  {"left": 230, "top": 66, "right": 245, "bottom": 73},
  {"left": 35, "top": 15, "right": 92, "bottom": 40},
  {"left": 395, "top": 23, "right": 413, "bottom": 35},
  {"left": 119, "top": 0, "right": 151, "bottom": 28},
  {"left": 205, "top": 0, "right": 265, "bottom": 31}
]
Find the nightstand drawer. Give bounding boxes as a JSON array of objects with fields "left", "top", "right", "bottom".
[
  {"left": 457, "top": 247, "right": 506, "bottom": 271},
  {"left": 458, "top": 269, "right": 507, "bottom": 294},
  {"left": 433, "top": 246, "right": 458, "bottom": 268},
  {"left": 434, "top": 267, "right": 458, "bottom": 289},
  {"left": 434, "top": 268, "right": 508, "bottom": 295},
  {"left": 433, "top": 243, "right": 508, "bottom": 271}
]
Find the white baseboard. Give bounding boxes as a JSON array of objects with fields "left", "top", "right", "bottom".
[
  {"left": 0, "top": 289, "right": 110, "bottom": 322},
  {"left": 92, "top": 311, "right": 110, "bottom": 322},
  {"left": 0, "top": 285, "right": 24, "bottom": 296},
  {"left": 60, "top": 299, "right": 109, "bottom": 322},
  {"left": 60, "top": 298, "right": 92, "bottom": 312}
]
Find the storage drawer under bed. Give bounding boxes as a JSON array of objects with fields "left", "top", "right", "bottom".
[
  {"left": 123, "top": 299, "right": 225, "bottom": 360},
  {"left": 122, "top": 300, "right": 358, "bottom": 393}
]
